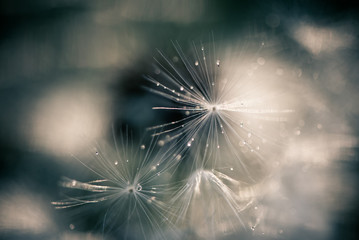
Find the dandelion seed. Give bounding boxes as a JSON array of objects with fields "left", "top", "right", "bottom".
[
  {"left": 170, "top": 166, "right": 255, "bottom": 238},
  {"left": 145, "top": 39, "right": 294, "bottom": 178},
  {"left": 52, "top": 131, "right": 178, "bottom": 239}
]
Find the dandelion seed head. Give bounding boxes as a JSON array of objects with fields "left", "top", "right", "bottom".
[
  {"left": 53, "top": 133, "right": 176, "bottom": 239},
  {"left": 145, "top": 38, "right": 297, "bottom": 214}
]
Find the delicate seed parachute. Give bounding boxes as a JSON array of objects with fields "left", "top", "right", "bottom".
[
  {"left": 170, "top": 165, "right": 257, "bottom": 238},
  {"left": 52, "top": 132, "right": 180, "bottom": 240},
  {"left": 145, "top": 39, "right": 294, "bottom": 181}
]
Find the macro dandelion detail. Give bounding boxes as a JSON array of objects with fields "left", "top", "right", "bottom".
[
  {"left": 145, "top": 39, "right": 295, "bottom": 180},
  {"left": 170, "top": 166, "right": 257, "bottom": 239},
  {"left": 51, "top": 38, "right": 300, "bottom": 240},
  {"left": 52, "top": 133, "right": 179, "bottom": 239}
]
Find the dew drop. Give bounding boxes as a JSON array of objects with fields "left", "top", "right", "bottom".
[
  {"left": 69, "top": 224, "right": 75, "bottom": 230},
  {"left": 240, "top": 122, "right": 244, "bottom": 128},
  {"left": 180, "top": 86, "right": 184, "bottom": 91},
  {"left": 140, "top": 145, "right": 145, "bottom": 150},
  {"left": 136, "top": 184, "right": 142, "bottom": 191},
  {"left": 190, "top": 86, "right": 194, "bottom": 90},
  {"left": 230, "top": 167, "right": 233, "bottom": 171},
  {"left": 114, "top": 161, "right": 118, "bottom": 165},
  {"left": 216, "top": 59, "right": 220, "bottom": 67},
  {"left": 95, "top": 151, "right": 99, "bottom": 156},
  {"left": 158, "top": 140, "right": 165, "bottom": 147},
  {"left": 156, "top": 82, "right": 160, "bottom": 86},
  {"left": 251, "top": 226, "right": 255, "bottom": 231},
  {"left": 126, "top": 159, "right": 129, "bottom": 163},
  {"left": 257, "top": 57, "right": 265, "bottom": 65},
  {"left": 195, "top": 61, "right": 199, "bottom": 66},
  {"left": 201, "top": 46, "right": 204, "bottom": 51},
  {"left": 71, "top": 180, "right": 77, "bottom": 187},
  {"left": 187, "top": 142, "right": 191, "bottom": 147}
]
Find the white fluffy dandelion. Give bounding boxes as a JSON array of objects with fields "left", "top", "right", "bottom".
[
  {"left": 52, "top": 132, "right": 179, "bottom": 239},
  {"left": 145, "top": 39, "right": 294, "bottom": 178},
  {"left": 170, "top": 160, "right": 257, "bottom": 239}
]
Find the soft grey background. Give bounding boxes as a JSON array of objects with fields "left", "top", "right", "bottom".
[{"left": 0, "top": 0, "right": 358, "bottom": 239}]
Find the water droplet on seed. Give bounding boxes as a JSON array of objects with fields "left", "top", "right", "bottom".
[
  {"left": 257, "top": 57, "right": 265, "bottom": 65},
  {"left": 69, "top": 224, "right": 75, "bottom": 230}
]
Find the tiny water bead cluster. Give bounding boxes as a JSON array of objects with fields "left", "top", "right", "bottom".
[{"left": 54, "top": 40, "right": 293, "bottom": 239}]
